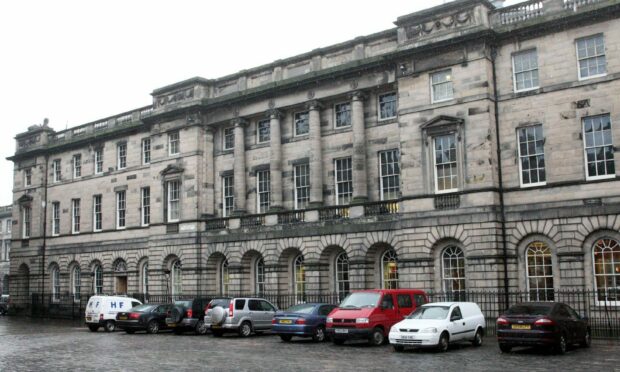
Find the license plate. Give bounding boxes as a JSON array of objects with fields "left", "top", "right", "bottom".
[
  {"left": 401, "top": 335, "right": 416, "bottom": 340},
  {"left": 211, "top": 325, "right": 220, "bottom": 329},
  {"left": 512, "top": 324, "right": 531, "bottom": 330},
  {"left": 86, "top": 317, "right": 91, "bottom": 321},
  {"left": 335, "top": 328, "right": 348, "bottom": 334},
  {"left": 168, "top": 323, "right": 176, "bottom": 327},
  {"left": 279, "top": 319, "right": 293, "bottom": 324},
  {"left": 118, "top": 316, "right": 127, "bottom": 320}
]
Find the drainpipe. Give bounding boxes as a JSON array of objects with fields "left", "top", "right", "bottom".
[
  {"left": 40, "top": 155, "right": 49, "bottom": 305},
  {"left": 491, "top": 45, "right": 510, "bottom": 309}
]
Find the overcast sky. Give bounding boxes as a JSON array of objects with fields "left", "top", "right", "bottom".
[{"left": 0, "top": 0, "right": 521, "bottom": 206}]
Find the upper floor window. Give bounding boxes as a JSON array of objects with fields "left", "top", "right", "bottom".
[
  {"left": 433, "top": 134, "right": 458, "bottom": 193},
  {"left": 294, "top": 111, "right": 309, "bottom": 136},
  {"left": 431, "top": 69, "right": 453, "bottom": 103},
  {"left": 52, "top": 202, "right": 60, "bottom": 236},
  {"left": 222, "top": 175, "right": 234, "bottom": 217},
  {"left": 116, "top": 190, "right": 126, "bottom": 229},
  {"left": 94, "top": 149, "right": 103, "bottom": 174},
  {"left": 518, "top": 125, "right": 546, "bottom": 187},
  {"left": 24, "top": 168, "right": 32, "bottom": 187},
  {"left": 223, "top": 127, "right": 235, "bottom": 150},
  {"left": 52, "top": 159, "right": 61, "bottom": 182},
  {"left": 378, "top": 92, "right": 397, "bottom": 120},
  {"left": 583, "top": 114, "right": 614, "bottom": 180},
  {"left": 166, "top": 180, "right": 180, "bottom": 222},
  {"left": 513, "top": 49, "right": 539, "bottom": 92},
  {"left": 379, "top": 150, "right": 400, "bottom": 200},
  {"left": 334, "top": 157, "right": 353, "bottom": 205},
  {"left": 71, "top": 199, "right": 80, "bottom": 234},
  {"left": 257, "top": 119, "right": 270, "bottom": 143},
  {"left": 6, "top": 219, "right": 11, "bottom": 233},
  {"left": 334, "top": 102, "right": 351, "bottom": 128},
  {"left": 73, "top": 154, "right": 81, "bottom": 178},
  {"left": 256, "top": 170, "right": 270, "bottom": 214},
  {"left": 141, "top": 187, "right": 150, "bottom": 226},
  {"left": 117, "top": 143, "right": 127, "bottom": 170},
  {"left": 168, "top": 131, "right": 180, "bottom": 156},
  {"left": 142, "top": 138, "right": 151, "bottom": 165},
  {"left": 93, "top": 195, "right": 102, "bottom": 232},
  {"left": 576, "top": 34, "right": 606, "bottom": 80},
  {"left": 294, "top": 163, "right": 310, "bottom": 210},
  {"left": 22, "top": 206, "right": 31, "bottom": 239}
]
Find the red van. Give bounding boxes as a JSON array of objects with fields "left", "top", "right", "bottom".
[{"left": 326, "top": 289, "right": 427, "bottom": 346}]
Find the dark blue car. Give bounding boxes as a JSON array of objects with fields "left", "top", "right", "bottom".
[{"left": 272, "top": 303, "right": 338, "bottom": 342}]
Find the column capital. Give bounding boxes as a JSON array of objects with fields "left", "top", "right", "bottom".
[
  {"left": 265, "top": 109, "right": 283, "bottom": 119},
  {"left": 231, "top": 117, "right": 248, "bottom": 128},
  {"left": 349, "top": 91, "right": 367, "bottom": 101},
  {"left": 305, "top": 100, "right": 323, "bottom": 111}
]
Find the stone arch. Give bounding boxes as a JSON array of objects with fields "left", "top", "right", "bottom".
[
  {"left": 206, "top": 252, "right": 229, "bottom": 294},
  {"left": 430, "top": 238, "right": 467, "bottom": 293},
  {"left": 582, "top": 229, "right": 620, "bottom": 297},
  {"left": 276, "top": 238, "right": 309, "bottom": 260},
  {"left": 365, "top": 242, "right": 397, "bottom": 289},
  {"left": 508, "top": 220, "right": 560, "bottom": 254},
  {"left": 575, "top": 216, "right": 620, "bottom": 248},
  {"left": 240, "top": 249, "right": 265, "bottom": 294},
  {"left": 14, "top": 263, "right": 30, "bottom": 309},
  {"left": 363, "top": 231, "right": 400, "bottom": 255},
  {"left": 424, "top": 225, "right": 471, "bottom": 255}
]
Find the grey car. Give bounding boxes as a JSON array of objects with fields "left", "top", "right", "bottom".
[{"left": 204, "top": 297, "right": 278, "bottom": 337}]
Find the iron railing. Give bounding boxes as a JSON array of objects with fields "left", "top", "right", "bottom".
[{"left": 364, "top": 200, "right": 399, "bottom": 216}]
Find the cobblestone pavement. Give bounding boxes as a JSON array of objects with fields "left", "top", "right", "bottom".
[{"left": 0, "top": 316, "right": 619, "bottom": 372}]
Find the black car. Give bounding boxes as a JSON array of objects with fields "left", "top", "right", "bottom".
[
  {"left": 116, "top": 304, "right": 174, "bottom": 334},
  {"left": 0, "top": 295, "right": 8, "bottom": 316},
  {"left": 166, "top": 297, "right": 211, "bottom": 335},
  {"left": 496, "top": 302, "right": 591, "bottom": 354}
]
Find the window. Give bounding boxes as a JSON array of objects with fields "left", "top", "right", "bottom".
[
  {"left": 257, "top": 119, "right": 270, "bottom": 143},
  {"left": 141, "top": 187, "right": 150, "bottom": 226},
  {"left": 256, "top": 170, "right": 270, "bottom": 213},
  {"left": 116, "top": 191, "right": 126, "bottom": 229},
  {"left": 52, "top": 202, "right": 60, "bottom": 236},
  {"left": 379, "top": 150, "right": 400, "bottom": 200},
  {"left": 168, "top": 131, "right": 180, "bottom": 155},
  {"left": 72, "top": 266, "right": 81, "bottom": 302},
  {"left": 294, "top": 255, "right": 306, "bottom": 302},
  {"left": 334, "top": 157, "right": 353, "bottom": 205},
  {"left": 117, "top": 143, "right": 127, "bottom": 169},
  {"left": 433, "top": 134, "right": 458, "bottom": 193},
  {"left": 222, "top": 176, "right": 234, "bottom": 217},
  {"left": 592, "top": 238, "right": 620, "bottom": 303},
  {"left": 378, "top": 92, "right": 397, "bottom": 120},
  {"left": 518, "top": 125, "right": 546, "bottom": 186},
  {"left": 223, "top": 127, "right": 234, "bottom": 150},
  {"left": 526, "top": 242, "right": 554, "bottom": 301},
  {"left": 51, "top": 266, "right": 60, "bottom": 302},
  {"left": 24, "top": 169, "right": 32, "bottom": 187},
  {"left": 248, "top": 299, "right": 261, "bottom": 311},
  {"left": 166, "top": 180, "right": 180, "bottom": 222},
  {"left": 94, "top": 149, "right": 103, "bottom": 174},
  {"left": 442, "top": 246, "right": 466, "bottom": 295},
  {"left": 335, "top": 252, "right": 350, "bottom": 296},
  {"left": 431, "top": 69, "right": 453, "bottom": 103},
  {"left": 221, "top": 259, "right": 229, "bottom": 295},
  {"left": 22, "top": 206, "right": 31, "bottom": 239},
  {"left": 93, "top": 195, "right": 102, "bottom": 232},
  {"left": 576, "top": 34, "right": 606, "bottom": 80},
  {"left": 171, "top": 260, "right": 182, "bottom": 296},
  {"left": 6, "top": 219, "right": 11, "bottom": 233},
  {"left": 294, "top": 163, "right": 310, "bottom": 210},
  {"left": 2, "top": 241, "right": 9, "bottom": 262},
  {"left": 583, "top": 114, "right": 614, "bottom": 180},
  {"left": 381, "top": 249, "right": 398, "bottom": 289},
  {"left": 141, "top": 262, "right": 149, "bottom": 294},
  {"left": 334, "top": 102, "right": 351, "bottom": 128},
  {"left": 397, "top": 294, "right": 413, "bottom": 309},
  {"left": 73, "top": 154, "right": 81, "bottom": 178},
  {"left": 71, "top": 199, "right": 80, "bottom": 234},
  {"left": 381, "top": 294, "right": 394, "bottom": 309},
  {"left": 255, "top": 258, "right": 265, "bottom": 295},
  {"left": 142, "top": 138, "right": 151, "bottom": 165},
  {"left": 93, "top": 264, "right": 103, "bottom": 295},
  {"left": 53, "top": 159, "right": 61, "bottom": 182},
  {"left": 294, "top": 111, "right": 309, "bottom": 136},
  {"left": 512, "top": 49, "right": 539, "bottom": 92}
]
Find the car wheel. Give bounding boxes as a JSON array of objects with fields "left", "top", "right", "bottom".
[
  {"left": 393, "top": 345, "right": 405, "bottom": 352},
  {"left": 472, "top": 329, "right": 483, "bottom": 347},
  {"left": 437, "top": 332, "right": 449, "bottom": 352},
  {"left": 87, "top": 324, "right": 99, "bottom": 332},
  {"left": 238, "top": 321, "right": 252, "bottom": 337},
  {"left": 333, "top": 338, "right": 345, "bottom": 345},
  {"left": 312, "top": 326, "right": 326, "bottom": 342},
  {"left": 147, "top": 320, "right": 160, "bottom": 335},
  {"left": 195, "top": 320, "right": 208, "bottom": 335},
  {"left": 499, "top": 343, "right": 512, "bottom": 353},
  {"left": 555, "top": 334, "right": 567, "bottom": 355},
  {"left": 0, "top": 308, "right": 5, "bottom": 316},
  {"left": 104, "top": 320, "right": 116, "bottom": 333},
  {"left": 125, "top": 329, "right": 135, "bottom": 334},
  {"left": 369, "top": 328, "right": 385, "bottom": 346},
  {"left": 280, "top": 334, "right": 293, "bottom": 342},
  {"left": 580, "top": 329, "right": 591, "bottom": 348},
  {"left": 212, "top": 330, "right": 224, "bottom": 337}
]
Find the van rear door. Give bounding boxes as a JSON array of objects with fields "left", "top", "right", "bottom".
[{"left": 85, "top": 297, "right": 102, "bottom": 321}]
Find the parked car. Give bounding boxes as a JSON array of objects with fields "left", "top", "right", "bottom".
[
  {"left": 389, "top": 302, "right": 485, "bottom": 352},
  {"left": 272, "top": 303, "right": 338, "bottom": 342},
  {"left": 204, "top": 297, "right": 278, "bottom": 337},
  {"left": 326, "top": 289, "right": 428, "bottom": 346},
  {"left": 85, "top": 295, "right": 142, "bottom": 332},
  {"left": 116, "top": 303, "right": 174, "bottom": 334},
  {"left": 496, "top": 302, "right": 591, "bottom": 354},
  {"left": 0, "top": 295, "right": 9, "bottom": 315},
  {"left": 166, "top": 297, "right": 211, "bottom": 335}
]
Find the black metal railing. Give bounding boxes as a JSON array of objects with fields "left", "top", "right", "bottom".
[
  {"left": 240, "top": 214, "right": 266, "bottom": 227},
  {"left": 205, "top": 218, "right": 229, "bottom": 231},
  {"left": 277, "top": 210, "right": 305, "bottom": 224},
  {"left": 434, "top": 194, "right": 460, "bottom": 210},
  {"left": 364, "top": 200, "right": 399, "bottom": 216},
  {"left": 318, "top": 206, "right": 350, "bottom": 221}
]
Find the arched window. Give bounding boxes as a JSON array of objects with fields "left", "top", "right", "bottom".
[
  {"left": 526, "top": 241, "right": 554, "bottom": 301},
  {"left": 442, "top": 246, "right": 466, "bottom": 296},
  {"left": 51, "top": 265, "right": 60, "bottom": 301},
  {"left": 93, "top": 265, "right": 103, "bottom": 295},
  {"left": 593, "top": 238, "right": 620, "bottom": 303},
  {"left": 293, "top": 255, "right": 306, "bottom": 302},
  {"left": 255, "top": 258, "right": 265, "bottom": 295},
  {"left": 221, "top": 259, "right": 229, "bottom": 295},
  {"left": 72, "top": 266, "right": 81, "bottom": 302},
  {"left": 141, "top": 261, "right": 149, "bottom": 295},
  {"left": 171, "top": 260, "right": 183, "bottom": 296},
  {"left": 381, "top": 249, "right": 398, "bottom": 289},
  {"left": 335, "top": 252, "right": 350, "bottom": 297}
]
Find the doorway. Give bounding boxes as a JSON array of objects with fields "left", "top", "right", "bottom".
[{"left": 115, "top": 276, "right": 127, "bottom": 294}]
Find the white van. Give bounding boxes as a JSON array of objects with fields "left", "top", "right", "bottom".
[
  {"left": 389, "top": 302, "right": 485, "bottom": 352},
  {"left": 85, "top": 295, "right": 142, "bottom": 332}
]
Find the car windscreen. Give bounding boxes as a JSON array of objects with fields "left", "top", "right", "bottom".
[
  {"left": 174, "top": 301, "right": 192, "bottom": 308},
  {"left": 339, "top": 293, "right": 381, "bottom": 309},
  {"left": 407, "top": 306, "right": 450, "bottom": 320},
  {"left": 505, "top": 304, "right": 552, "bottom": 316},
  {"left": 130, "top": 304, "right": 156, "bottom": 312},
  {"left": 285, "top": 304, "right": 317, "bottom": 314},
  {"left": 210, "top": 299, "right": 231, "bottom": 308}
]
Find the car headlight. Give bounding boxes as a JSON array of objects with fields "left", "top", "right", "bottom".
[
  {"left": 356, "top": 318, "right": 369, "bottom": 324},
  {"left": 326, "top": 317, "right": 333, "bottom": 323},
  {"left": 420, "top": 327, "right": 438, "bottom": 333}
]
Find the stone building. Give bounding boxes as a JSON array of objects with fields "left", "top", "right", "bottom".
[
  {"left": 7, "top": 0, "right": 620, "bottom": 309},
  {"left": 0, "top": 206, "right": 11, "bottom": 295}
]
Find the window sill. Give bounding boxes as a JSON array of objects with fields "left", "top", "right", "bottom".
[
  {"left": 514, "top": 87, "right": 539, "bottom": 94},
  {"left": 586, "top": 175, "right": 616, "bottom": 182},
  {"left": 519, "top": 182, "right": 547, "bottom": 188},
  {"left": 431, "top": 98, "right": 454, "bottom": 105},
  {"left": 578, "top": 73, "right": 607, "bottom": 82},
  {"left": 378, "top": 116, "right": 397, "bottom": 122}
]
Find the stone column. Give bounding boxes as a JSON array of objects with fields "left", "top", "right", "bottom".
[
  {"left": 204, "top": 127, "right": 215, "bottom": 217},
  {"left": 233, "top": 118, "right": 247, "bottom": 215},
  {"left": 269, "top": 109, "right": 283, "bottom": 210},
  {"left": 351, "top": 92, "right": 368, "bottom": 203},
  {"left": 308, "top": 101, "right": 323, "bottom": 207}
]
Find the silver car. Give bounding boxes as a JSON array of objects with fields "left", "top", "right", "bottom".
[{"left": 204, "top": 297, "right": 278, "bottom": 337}]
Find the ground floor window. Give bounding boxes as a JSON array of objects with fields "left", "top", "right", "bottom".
[
  {"left": 526, "top": 241, "right": 554, "bottom": 301},
  {"left": 381, "top": 249, "right": 398, "bottom": 289},
  {"left": 593, "top": 238, "right": 620, "bottom": 303}
]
